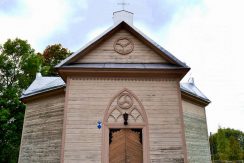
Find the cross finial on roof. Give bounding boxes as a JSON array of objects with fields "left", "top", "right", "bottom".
[
  {"left": 188, "top": 77, "right": 195, "bottom": 85},
  {"left": 117, "top": 0, "right": 129, "bottom": 10}
]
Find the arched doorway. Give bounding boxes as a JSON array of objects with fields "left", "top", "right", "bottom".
[{"left": 102, "top": 89, "right": 149, "bottom": 163}]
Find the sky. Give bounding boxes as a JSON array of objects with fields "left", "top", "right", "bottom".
[{"left": 0, "top": 0, "right": 244, "bottom": 134}]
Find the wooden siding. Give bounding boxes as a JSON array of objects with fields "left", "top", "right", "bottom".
[
  {"left": 182, "top": 99, "right": 211, "bottom": 163},
  {"left": 76, "top": 29, "right": 167, "bottom": 63},
  {"left": 63, "top": 77, "right": 185, "bottom": 163},
  {"left": 18, "top": 94, "right": 65, "bottom": 163}
]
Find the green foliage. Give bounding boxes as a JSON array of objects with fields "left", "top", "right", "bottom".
[
  {"left": 41, "top": 44, "right": 71, "bottom": 76},
  {"left": 0, "top": 38, "right": 42, "bottom": 91},
  {"left": 210, "top": 133, "right": 218, "bottom": 159},
  {"left": 0, "top": 38, "right": 41, "bottom": 162},
  {"left": 217, "top": 128, "right": 230, "bottom": 160},
  {"left": 229, "top": 136, "right": 242, "bottom": 160},
  {"left": 0, "top": 88, "right": 25, "bottom": 163},
  {"left": 0, "top": 38, "right": 71, "bottom": 162},
  {"left": 210, "top": 127, "right": 244, "bottom": 161}
]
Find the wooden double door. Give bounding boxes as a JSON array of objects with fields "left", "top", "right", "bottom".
[{"left": 109, "top": 129, "right": 143, "bottom": 163}]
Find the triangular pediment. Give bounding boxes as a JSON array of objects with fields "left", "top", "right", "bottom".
[
  {"left": 75, "top": 28, "right": 167, "bottom": 63},
  {"left": 56, "top": 22, "right": 189, "bottom": 68}
]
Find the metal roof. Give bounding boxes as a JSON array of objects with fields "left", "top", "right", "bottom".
[
  {"left": 180, "top": 83, "right": 210, "bottom": 102},
  {"left": 22, "top": 74, "right": 209, "bottom": 103},
  {"left": 55, "top": 21, "right": 189, "bottom": 68},
  {"left": 61, "top": 63, "right": 186, "bottom": 69},
  {"left": 21, "top": 74, "right": 65, "bottom": 99}
]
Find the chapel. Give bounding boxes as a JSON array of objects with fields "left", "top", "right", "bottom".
[{"left": 18, "top": 10, "right": 211, "bottom": 163}]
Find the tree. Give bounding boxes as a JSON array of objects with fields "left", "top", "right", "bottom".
[
  {"left": 0, "top": 38, "right": 42, "bottom": 92},
  {"left": 209, "top": 127, "right": 244, "bottom": 161},
  {"left": 229, "top": 136, "right": 242, "bottom": 160},
  {"left": 209, "top": 132, "right": 218, "bottom": 160},
  {"left": 0, "top": 38, "right": 42, "bottom": 162},
  {"left": 41, "top": 44, "right": 71, "bottom": 76},
  {"left": 0, "top": 39, "right": 71, "bottom": 162},
  {"left": 217, "top": 128, "right": 230, "bottom": 160},
  {"left": 0, "top": 87, "right": 25, "bottom": 163}
]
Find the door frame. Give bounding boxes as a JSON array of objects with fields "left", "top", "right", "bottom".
[
  {"left": 102, "top": 89, "right": 149, "bottom": 163},
  {"left": 103, "top": 123, "right": 149, "bottom": 163}
]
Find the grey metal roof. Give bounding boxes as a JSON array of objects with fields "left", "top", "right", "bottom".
[
  {"left": 55, "top": 21, "right": 189, "bottom": 68},
  {"left": 55, "top": 24, "right": 117, "bottom": 68},
  {"left": 61, "top": 63, "right": 186, "bottom": 69},
  {"left": 21, "top": 75, "right": 65, "bottom": 99},
  {"left": 129, "top": 24, "right": 189, "bottom": 68},
  {"left": 22, "top": 74, "right": 209, "bottom": 104},
  {"left": 180, "top": 83, "right": 210, "bottom": 102}
]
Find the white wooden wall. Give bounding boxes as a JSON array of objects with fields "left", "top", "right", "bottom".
[
  {"left": 63, "top": 77, "right": 185, "bottom": 163},
  {"left": 19, "top": 94, "right": 65, "bottom": 163},
  {"left": 182, "top": 99, "right": 211, "bottom": 163}
]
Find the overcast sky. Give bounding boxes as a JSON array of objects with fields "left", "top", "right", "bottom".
[{"left": 1, "top": 0, "right": 244, "bottom": 133}]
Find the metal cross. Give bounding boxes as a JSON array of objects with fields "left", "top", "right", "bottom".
[{"left": 117, "top": 0, "right": 129, "bottom": 10}]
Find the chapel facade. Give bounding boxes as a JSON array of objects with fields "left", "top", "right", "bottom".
[{"left": 19, "top": 10, "right": 211, "bottom": 163}]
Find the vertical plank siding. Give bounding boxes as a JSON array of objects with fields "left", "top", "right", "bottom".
[
  {"left": 63, "top": 77, "right": 185, "bottom": 162},
  {"left": 18, "top": 94, "right": 65, "bottom": 163},
  {"left": 182, "top": 100, "right": 211, "bottom": 163}
]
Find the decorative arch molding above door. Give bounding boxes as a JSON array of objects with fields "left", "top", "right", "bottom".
[
  {"left": 104, "top": 88, "right": 147, "bottom": 125},
  {"left": 102, "top": 88, "right": 149, "bottom": 163}
]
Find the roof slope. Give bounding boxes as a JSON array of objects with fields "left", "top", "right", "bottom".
[
  {"left": 21, "top": 74, "right": 65, "bottom": 99},
  {"left": 55, "top": 21, "right": 189, "bottom": 68},
  {"left": 180, "top": 83, "right": 210, "bottom": 103}
]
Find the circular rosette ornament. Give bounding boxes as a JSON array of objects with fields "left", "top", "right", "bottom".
[
  {"left": 114, "top": 37, "right": 134, "bottom": 55},
  {"left": 117, "top": 93, "right": 133, "bottom": 109}
]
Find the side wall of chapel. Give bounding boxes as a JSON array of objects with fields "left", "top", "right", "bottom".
[
  {"left": 18, "top": 94, "right": 65, "bottom": 163},
  {"left": 182, "top": 99, "right": 211, "bottom": 163}
]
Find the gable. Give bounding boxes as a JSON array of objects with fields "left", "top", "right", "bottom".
[
  {"left": 75, "top": 29, "right": 167, "bottom": 63},
  {"left": 56, "top": 21, "right": 189, "bottom": 71}
]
